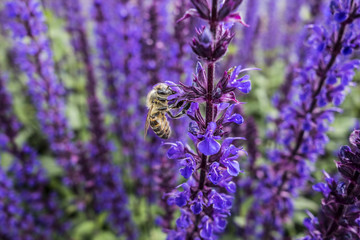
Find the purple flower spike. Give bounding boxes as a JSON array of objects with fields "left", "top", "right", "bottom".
[
  {"left": 163, "top": 0, "right": 251, "bottom": 238},
  {"left": 246, "top": 1, "right": 360, "bottom": 238},
  {"left": 198, "top": 122, "right": 221, "bottom": 156}
]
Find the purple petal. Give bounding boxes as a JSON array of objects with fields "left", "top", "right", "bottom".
[
  {"left": 175, "top": 192, "right": 188, "bottom": 207},
  {"left": 200, "top": 219, "right": 213, "bottom": 239},
  {"left": 177, "top": 8, "right": 199, "bottom": 22},
  {"left": 313, "top": 182, "right": 330, "bottom": 197},
  {"left": 180, "top": 166, "right": 193, "bottom": 179},
  {"left": 198, "top": 137, "right": 221, "bottom": 156},
  {"left": 225, "top": 181, "right": 236, "bottom": 193},
  {"left": 191, "top": 202, "right": 202, "bottom": 215},
  {"left": 226, "top": 113, "right": 244, "bottom": 124},
  {"left": 227, "top": 160, "right": 240, "bottom": 176},
  {"left": 207, "top": 122, "right": 217, "bottom": 132}
]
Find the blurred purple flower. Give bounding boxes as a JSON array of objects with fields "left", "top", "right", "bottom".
[{"left": 246, "top": 1, "right": 360, "bottom": 238}]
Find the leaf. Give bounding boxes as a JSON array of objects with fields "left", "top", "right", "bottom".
[
  {"left": 0, "top": 153, "right": 14, "bottom": 170},
  {"left": 93, "top": 232, "right": 117, "bottom": 240},
  {"left": 66, "top": 104, "right": 83, "bottom": 129},
  {"left": 233, "top": 216, "right": 246, "bottom": 227},
  {"left": 41, "top": 155, "right": 63, "bottom": 177},
  {"left": 96, "top": 212, "right": 109, "bottom": 228},
  {"left": 73, "top": 221, "right": 96, "bottom": 238},
  {"left": 293, "top": 197, "right": 319, "bottom": 211},
  {"left": 149, "top": 228, "right": 166, "bottom": 240}
]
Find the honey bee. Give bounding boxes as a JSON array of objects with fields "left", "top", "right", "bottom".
[{"left": 145, "top": 83, "right": 189, "bottom": 139}]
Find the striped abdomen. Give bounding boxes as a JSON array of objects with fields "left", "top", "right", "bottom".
[{"left": 150, "top": 112, "right": 171, "bottom": 139}]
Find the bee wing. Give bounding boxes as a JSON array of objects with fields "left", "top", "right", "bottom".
[{"left": 144, "top": 105, "right": 153, "bottom": 139}]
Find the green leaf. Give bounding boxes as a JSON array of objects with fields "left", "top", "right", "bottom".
[
  {"left": 40, "top": 155, "right": 63, "bottom": 177},
  {"left": 96, "top": 212, "right": 109, "bottom": 228},
  {"left": 66, "top": 104, "right": 83, "bottom": 129},
  {"left": 233, "top": 216, "right": 246, "bottom": 227},
  {"left": 73, "top": 221, "right": 96, "bottom": 239},
  {"left": 293, "top": 197, "right": 319, "bottom": 211},
  {"left": 148, "top": 228, "right": 166, "bottom": 240},
  {"left": 0, "top": 152, "right": 13, "bottom": 170},
  {"left": 93, "top": 232, "right": 117, "bottom": 240}
]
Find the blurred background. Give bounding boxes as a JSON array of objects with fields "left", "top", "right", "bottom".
[{"left": 0, "top": 0, "right": 359, "bottom": 239}]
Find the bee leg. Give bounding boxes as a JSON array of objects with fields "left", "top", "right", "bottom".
[
  {"left": 157, "top": 96, "right": 167, "bottom": 101},
  {"left": 169, "top": 100, "right": 185, "bottom": 109},
  {"left": 167, "top": 102, "right": 191, "bottom": 119},
  {"left": 167, "top": 111, "right": 184, "bottom": 119},
  {"left": 157, "top": 106, "right": 169, "bottom": 111}
]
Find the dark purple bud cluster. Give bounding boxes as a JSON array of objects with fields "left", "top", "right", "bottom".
[
  {"left": 191, "top": 26, "right": 234, "bottom": 61},
  {"left": 179, "top": 0, "right": 247, "bottom": 26},
  {"left": 304, "top": 130, "right": 360, "bottom": 240}
]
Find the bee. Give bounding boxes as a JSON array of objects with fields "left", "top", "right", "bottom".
[{"left": 145, "top": 83, "right": 190, "bottom": 139}]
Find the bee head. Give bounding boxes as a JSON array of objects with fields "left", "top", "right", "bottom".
[{"left": 155, "top": 83, "right": 176, "bottom": 96}]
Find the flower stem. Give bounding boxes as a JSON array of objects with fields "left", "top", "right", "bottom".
[
  {"left": 210, "top": 0, "right": 218, "bottom": 36},
  {"left": 198, "top": 0, "right": 218, "bottom": 191}
]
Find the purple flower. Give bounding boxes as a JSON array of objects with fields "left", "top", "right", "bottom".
[
  {"left": 312, "top": 182, "right": 331, "bottom": 198},
  {"left": 228, "top": 65, "right": 255, "bottom": 94},
  {"left": 176, "top": 210, "right": 192, "bottom": 229},
  {"left": 220, "top": 145, "right": 242, "bottom": 176},
  {"left": 175, "top": 184, "right": 191, "bottom": 207},
  {"left": 167, "top": 141, "right": 186, "bottom": 159},
  {"left": 208, "top": 162, "right": 223, "bottom": 184},
  {"left": 179, "top": 154, "right": 196, "bottom": 179},
  {"left": 199, "top": 216, "right": 213, "bottom": 239},
  {"left": 190, "top": 192, "right": 204, "bottom": 215},
  {"left": 198, "top": 122, "right": 221, "bottom": 156}
]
